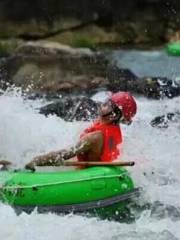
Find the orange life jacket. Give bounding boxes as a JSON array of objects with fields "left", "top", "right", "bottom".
[{"left": 77, "top": 121, "right": 122, "bottom": 162}]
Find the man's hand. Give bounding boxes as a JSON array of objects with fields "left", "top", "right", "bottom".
[
  {"left": 24, "top": 151, "right": 66, "bottom": 170},
  {"left": 24, "top": 140, "right": 91, "bottom": 170}
]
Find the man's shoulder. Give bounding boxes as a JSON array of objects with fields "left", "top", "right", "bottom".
[{"left": 81, "top": 130, "right": 103, "bottom": 141}]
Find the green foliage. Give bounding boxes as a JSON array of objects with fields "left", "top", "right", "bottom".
[
  {"left": 71, "top": 37, "right": 96, "bottom": 49},
  {"left": 0, "top": 43, "right": 10, "bottom": 57},
  {"left": 0, "top": 40, "right": 19, "bottom": 57}
]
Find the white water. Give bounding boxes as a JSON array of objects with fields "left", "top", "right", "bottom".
[{"left": 1, "top": 51, "right": 180, "bottom": 239}]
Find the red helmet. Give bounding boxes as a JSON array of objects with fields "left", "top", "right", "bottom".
[{"left": 110, "top": 92, "right": 137, "bottom": 121}]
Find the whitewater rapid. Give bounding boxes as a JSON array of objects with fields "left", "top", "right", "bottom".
[
  {"left": 0, "top": 49, "right": 180, "bottom": 240},
  {"left": 0, "top": 88, "right": 180, "bottom": 240}
]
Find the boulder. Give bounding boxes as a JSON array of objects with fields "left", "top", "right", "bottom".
[
  {"left": 151, "top": 112, "right": 180, "bottom": 128},
  {"left": 39, "top": 96, "right": 99, "bottom": 121},
  {"left": 137, "top": 77, "right": 180, "bottom": 99},
  {"left": 0, "top": 41, "right": 139, "bottom": 96}
]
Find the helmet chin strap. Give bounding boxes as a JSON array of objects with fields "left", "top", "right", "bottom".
[
  {"left": 101, "top": 111, "right": 114, "bottom": 117},
  {"left": 101, "top": 109, "right": 123, "bottom": 124}
]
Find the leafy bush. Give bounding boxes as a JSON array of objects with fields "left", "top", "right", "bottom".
[
  {"left": 0, "top": 40, "right": 19, "bottom": 57},
  {"left": 71, "top": 37, "right": 95, "bottom": 49}
]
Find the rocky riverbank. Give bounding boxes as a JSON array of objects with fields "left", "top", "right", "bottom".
[
  {"left": 1, "top": 41, "right": 180, "bottom": 99},
  {"left": 1, "top": 1, "right": 180, "bottom": 99},
  {"left": 0, "top": 0, "right": 180, "bottom": 56}
]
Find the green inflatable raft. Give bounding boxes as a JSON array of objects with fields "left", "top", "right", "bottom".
[
  {"left": 0, "top": 166, "right": 139, "bottom": 218},
  {"left": 166, "top": 42, "right": 180, "bottom": 56}
]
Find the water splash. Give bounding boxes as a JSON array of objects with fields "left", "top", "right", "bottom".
[{"left": 0, "top": 88, "right": 180, "bottom": 239}]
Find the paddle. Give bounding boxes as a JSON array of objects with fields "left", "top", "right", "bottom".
[
  {"left": 0, "top": 159, "right": 135, "bottom": 172},
  {"left": 25, "top": 160, "right": 135, "bottom": 171},
  {"left": 63, "top": 161, "right": 135, "bottom": 167}
]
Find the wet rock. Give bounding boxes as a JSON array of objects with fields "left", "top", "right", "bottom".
[
  {"left": 0, "top": 42, "right": 108, "bottom": 94},
  {"left": 151, "top": 112, "right": 180, "bottom": 128},
  {"left": 39, "top": 96, "right": 99, "bottom": 121},
  {"left": 139, "top": 77, "right": 180, "bottom": 99},
  {"left": 107, "top": 66, "right": 138, "bottom": 92},
  {"left": 1, "top": 41, "right": 180, "bottom": 99},
  {"left": 0, "top": 41, "right": 139, "bottom": 96}
]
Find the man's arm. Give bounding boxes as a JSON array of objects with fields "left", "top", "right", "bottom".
[{"left": 25, "top": 137, "right": 92, "bottom": 170}]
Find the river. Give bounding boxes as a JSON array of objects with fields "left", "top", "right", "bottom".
[{"left": 0, "top": 49, "right": 180, "bottom": 240}]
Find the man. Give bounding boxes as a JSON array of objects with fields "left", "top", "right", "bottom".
[{"left": 25, "top": 92, "right": 137, "bottom": 171}]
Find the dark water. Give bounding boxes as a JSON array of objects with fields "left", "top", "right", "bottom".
[{"left": 110, "top": 49, "right": 180, "bottom": 81}]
